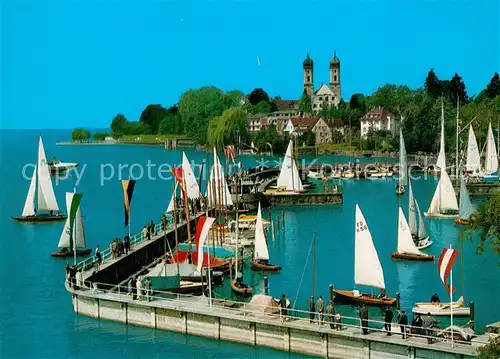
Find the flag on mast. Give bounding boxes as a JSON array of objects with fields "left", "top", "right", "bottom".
[
  {"left": 195, "top": 216, "right": 216, "bottom": 272},
  {"left": 438, "top": 247, "right": 458, "bottom": 294},
  {"left": 224, "top": 145, "right": 236, "bottom": 171},
  {"left": 122, "top": 180, "right": 136, "bottom": 227}
]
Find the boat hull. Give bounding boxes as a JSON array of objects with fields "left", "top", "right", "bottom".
[
  {"left": 51, "top": 248, "right": 92, "bottom": 257},
  {"left": 391, "top": 252, "right": 435, "bottom": 261},
  {"left": 415, "top": 237, "right": 433, "bottom": 250},
  {"left": 12, "top": 214, "right": 67, "bottom": 222},
  {"left": 230, "top": 279, "right": 253, "bottom": 297},
  {"left": 454, "top": 219, "right": 471, "bottom": 225},
  {"left": 333, "top": 289, "right": 396, "bottom": 306},
  {"left": 424, "top": 212, "right": 458, "bottom": 219},
  {"left": 251, "top": 261, "right": 282, "bottom": 272},
  {"left": 412, "top": 303, "right": 471, "bottom": 317}
]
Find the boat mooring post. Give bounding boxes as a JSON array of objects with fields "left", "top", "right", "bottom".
[
  {"left": 396, "top": 292, "right": 401, "bottom": 310},
  {"left": 470, "top": 301, "right": 475, "bottom": 331},
  {"left": 329, "top": 284, "right": 334, "bottom": 303},
  {"left": 264, "top": 276, "right": 269, "bottom": 296}
]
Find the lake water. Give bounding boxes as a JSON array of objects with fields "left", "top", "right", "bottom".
[{"left": 1, "top": 130, "right": 498, "bottom": 359}]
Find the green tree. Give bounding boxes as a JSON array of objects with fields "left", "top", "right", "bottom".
[
  {"left": 448, "top": 73, "right": 468, "bottom": 104},
  {"left": 111, "top": 114, "right": 128, "bottom": 135},
  {"left": 139, "top": 104, "right": 168, "bottom": 134},
  {"left": 208, "top": 107, "right": 249, "bottom": 149},
  {"left": 253, "top": 124, "right": 288, "bottom": 154},
  {"left": 425, "top": 68, "right": 441, "bottom": 98},
  {"left": 248, "top": 88, "right": 270, "bottom": 105},
  {"left": 485, "top": 72, "right": 500, "bottom": 100},
  {"left": 467, "top": 192, "right": 500, "bottom": 257},
  {"left": 223, "top": 90, "right": 245, "bottom": 108},
  {"left": 298, "top": 89, "right": 312, "bottom": 113},
  {"left": 93, "top": 132, "right": 109, "bottom": 141},
  {"left": 349, "top": 93, "right": 367, "bottom": 112},
  {"left": 478, "top": 336, "right": 500, "bottom": 358},
  {"left": 72, "top": 128, "right": 91, "bottom": 142},
  {"left": 158, "top": 113, "right": 183, "bottom": 134},
  {"left": 255, "top": 100, "right": 272, "bottom": 114},
  {"left": 305, "top": 130, "right": 315, "bottom": 146}
]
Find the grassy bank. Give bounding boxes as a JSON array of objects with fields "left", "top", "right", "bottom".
[{"left": 119, "top": 134, "right": 191, "bottom": 144}]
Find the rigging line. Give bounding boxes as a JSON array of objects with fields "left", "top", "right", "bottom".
[{"left": 292, "top": 234, "right": 314, "bottom": 309}]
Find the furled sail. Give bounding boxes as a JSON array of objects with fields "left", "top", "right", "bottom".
[
  {"left": 354, "top": 204, "right": 385, "bottom": 289},
  {"left": 206, "top": 147, "right": 233, "bottom": 207},
  {"left": 399, "top": 129, "right": 407, "bottom": 186},
  {"left": 458, "top": 176, "right": 474, "bottom": 221}
]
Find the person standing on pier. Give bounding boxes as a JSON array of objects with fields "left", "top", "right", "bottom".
[
  {"left": 76, "top": 269, "right": 83, "bottom": 290},
  {"left": 279, "top": 294, "right": 288, "bottom": 322},
  {"left": 309, "top": 296, "right": 316, "bottom": 323},
  {"left": 127, "top": 277, "right": 133, "bottom": 296},
  {"left": 142, "top": 225, "right": 148, "bottom": 241},
  {"left": 145, "top": 277, "right": 152, "bottom": 302},
  {"left": 359, "top": 305, "right": 369, "bottom": 334},
  {"left": 124, "top": 234, "right": 130, "bottom": 254},
  {"left": 161, "top": 214, "right": 167, "bottom": 233},
  {"left": 136, "top": 276, "right": 143, "bottom": 300},
  {"left": 398, "top": 310, "right": 408, "bottom": 339},
  {"left": 149, "top": 220, "right": 155, "bottom": 237},
  {"left": 316, "top": 295, "right": 324, "bottom": 325},
  {"left": 384, "top": 308, "right": 394, "bottom": 336},
  {"left": 95, "top": 245, "right": 102, "bottom": 270},
  {"left": 422, "top": 312, "right": 435, "bottom": 344},
  {"left": 326, "top": 300, "right": 335, "bottom": 329}
]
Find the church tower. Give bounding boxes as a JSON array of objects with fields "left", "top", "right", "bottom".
[
  {"left": 329, "top": 51, "right": 341, "bottom": 102},
  {"left": 303, "top": 53, "right": 314, "bottom": 96}
]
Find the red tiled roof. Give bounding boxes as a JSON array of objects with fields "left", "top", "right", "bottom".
[
  {"left": 274, "top": 99, "right": 299, "bottom": 111},
  {"left": 361, "top": 107, "right": 393, "bottom": 122}
]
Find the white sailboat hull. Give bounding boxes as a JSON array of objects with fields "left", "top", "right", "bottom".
[
  {"left": 412, "top": 302, "right": 470, "bottom": 317},
  {"left": 415, "top": 237, "right": 432, "bottom": 250}
]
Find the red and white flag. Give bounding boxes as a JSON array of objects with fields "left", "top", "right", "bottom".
[
  {"left": 438, "top": 248, "right": 458, "bottom": 294},
  {"left": 224, "top": 145, "right": 236, "bottom": 170},
  {"left": 195, "top": 216, "right": 216, "bottom": 272},
  {"left": 171, "top": 167, "right": 185, "bottom": 194}
]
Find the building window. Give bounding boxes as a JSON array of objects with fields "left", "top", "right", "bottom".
[
  {"left": 313, "top": 104, "right": 317, "bottom": 108},
  {"left": 334, "top": 75, "right": 337, "bottom": 82},
  {"left": 307, "top": 75, "right": 310, "bottom": 82}
]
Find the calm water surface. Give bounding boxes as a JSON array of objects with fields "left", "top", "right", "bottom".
[{"left": 1, "top": 130, "right": 498, "bottom": 359}]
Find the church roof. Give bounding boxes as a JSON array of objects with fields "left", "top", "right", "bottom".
[
  {"left": 314, "top": 83, "right": 334, "bottom": 96},
  {"left": 303, "top": 53, "right": 313, "bottom": 68}
]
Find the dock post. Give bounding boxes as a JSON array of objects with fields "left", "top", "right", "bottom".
[
  {"left": 282, "top": 210, "right": 285, "bottom": 228},
  {"left": 396, "top": 292, "right": 401, "bottom": 310},
  {"left": 470, "top": 301, "right": 475, "bottom": 331},
  {"left": 329, "top": 284, "right": 334, "bottom": 303},
  {"left": 264, "top": 276, "right": 268, "bottom": 296}
]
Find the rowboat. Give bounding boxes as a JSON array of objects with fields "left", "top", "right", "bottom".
[
  {"left": 333, "top": 289, "right": 396, "bottom": 306},
  {"left": 251, "top": 261, "right": 282, "bottom": 272},
  {"left": 230, "top": 278, "right": 252, "bottom": 297}
]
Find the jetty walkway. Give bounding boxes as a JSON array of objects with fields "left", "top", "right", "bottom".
[{"left": 65, "top": 213, "right": 489, "bottom": 359}]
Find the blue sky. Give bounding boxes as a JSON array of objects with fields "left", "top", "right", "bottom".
[{"left": 1, "top": 0, "right": 499, "bottom": 129}]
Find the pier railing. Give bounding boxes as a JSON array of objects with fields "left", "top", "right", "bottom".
[
  {"left": 77, "top": 221, "right": 166, "bottom": 271},
  {"left": 71, "top": 279, "right": 486, "bottom": 349}
]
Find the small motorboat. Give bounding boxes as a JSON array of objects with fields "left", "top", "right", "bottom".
[
  {"left": 251, "top": 260, "right": 282, "bottom": 272},
  {"left": 307, "top": 169, "right": 322, "bottom": 180},
  {"left": 333, "top": 289, "right": 396, "bottom": 306},
  {"left": 412, "top": 296, "right": 470, "bottom": 317},
  {"left": 454, "top": 218, "right": 471, "bottom": 225},
  {"left": 12, "top": 213, "right": 67, "bottom": 222},
  {"left": 343, "top": 170, "right": 355, "bottom": 179},
  {"left": 51, "top": 248, "right": 92, "bottom": 257},
  {"left": 414, "top": 236, "right": 433, "bottom": 250},
  {"left": 230, "top": 278, "right": 253, "bottom": 297},
  {"left": 49, "top": 161, "right": 79, "bottom": 175}
]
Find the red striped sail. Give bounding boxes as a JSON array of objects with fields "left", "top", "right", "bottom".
[
  {"left": 171, "top": 167, "right": 185, "bottom": 194},
  {"left": 438, "top": 248, "right": 458, "bottom": 294}
]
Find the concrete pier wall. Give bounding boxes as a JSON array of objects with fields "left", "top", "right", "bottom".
[{"left": 71, "top": 292, "right": 477, "bottom": 359}]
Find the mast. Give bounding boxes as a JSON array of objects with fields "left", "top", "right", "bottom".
[
  {"left": 204, "top": 182, "right": 213, "bottom": 309},
  {"left": 450, "top": 245, "right": 454, "bottom": 348},
  {"left": 312, "top": 231, "right": 316, "bottom": 298},
  {"left": 73, "top": 187, "right": 77, "bottom": 266},
  {"left": 183, "top": 175, "right": 192, "bottom": 256},
  {"left": 173, "top": 183, "right": 180, "bottom": 280},
  {"left": 235, "top": 163, "right": 240, "bottom": 277},
  {"left": 456, "top": 97, "right": 460, "bottom": 178}
]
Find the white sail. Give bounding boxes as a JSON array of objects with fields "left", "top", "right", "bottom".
[
  {"left": 436, "top": 101, "right": 446, "bottom": 170},
  {"left": 206, "top": 148, "right": 233, "bottom": 207},
  {"left": 276, "top": 139, "right": 304, "bottom": 191},
  {"left": 458, "top": 175, "right": 474, "bottom": 221},
  {"left": 182, "top": 152, "right": 200, "bottom": 199},
  {"left": 354, "top": 204, "right": 385, "bottom": 289},
  {"left": 253, "top": 202, "right": 269, "bottom": 261},
  {"left": 196, "top": 217, "right": 216, "bottom": 272},
  {"left": 22, "top": 165, "right": 37, "bottom": 217},
  {"left": 57, "top": 192, "right": 85, "bottom": 249},
  {"left": 75, "top": 207, "right": 86, "bottom": 248},
  {"left": 427, "top": 169, "right": 458, "bottom": 214},
  {"left": 397, "top": 207, "right": 424, "bottom": 255},
  {"left": 415, "top": 200, "right": 427, "bottom": 239},
  {"left": 485, "top": 122, "right": 498, "bottom": 174},
  {"left": 399, "top": 129, "right": 407, "bottom": 186},
  {"left": 408, "top": 180, "right": 417, "bottom": 235},
  {"left": 466, "top": 125, "right": 481, "bottom": 173},
  {"left": 37, "top": 137, "right": 59, "bottom": 211}
]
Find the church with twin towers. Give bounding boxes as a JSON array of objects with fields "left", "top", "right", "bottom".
[{"left": 303, "top": 52, "right": 341, "bottom": 112}]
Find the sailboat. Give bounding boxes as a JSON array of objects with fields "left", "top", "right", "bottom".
[
  {"left": 12, "top": 136, "right": 66, "bottom": 222},
  {"left": 266, "top": 139, "right": 305, "bottom": 194},
  {"left": 251, "top": 202, "right": 282, "bottom": 272},
  {"left": 425, "top": 167, "right": 459, "bottom": 218},
  {"left": 333, "top": 205, "right": 396, "bottom": 306},
  {"left": 481, "top": 122, "right": 499, "bottom": 181},
  {"left": 396, "top": 129, "right": 407, "bottom": 196},
  {"left": 391, "top": 208, "right": 434, "bottom": 261},
  {"left": 454, "top": 175, "right": 474, "bottom": 225},
  {"left": 465, "top": 125, "right": 481, "bottom": 177},
  {"left": 206, "top": 147, "right": 233, "bottom": 208},
  {"left": 51, "top": 192, "right": 91, "bottom": 257},
  {"left": 408, "top": 181, "right": 432, "bottom": 249}
]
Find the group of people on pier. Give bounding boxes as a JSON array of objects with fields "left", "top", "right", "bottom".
[
  {"left": 126, "top": 276, "right": 152, "bottom": 301},
  {"left": 109, "top": 235, "right": 130, "bottom": 258},
  {"left": 308, "top": 295, "right": 343, "bottom": 329},
  {"left": 65, "top": 264, "right": 83, "bottom": 289}
]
